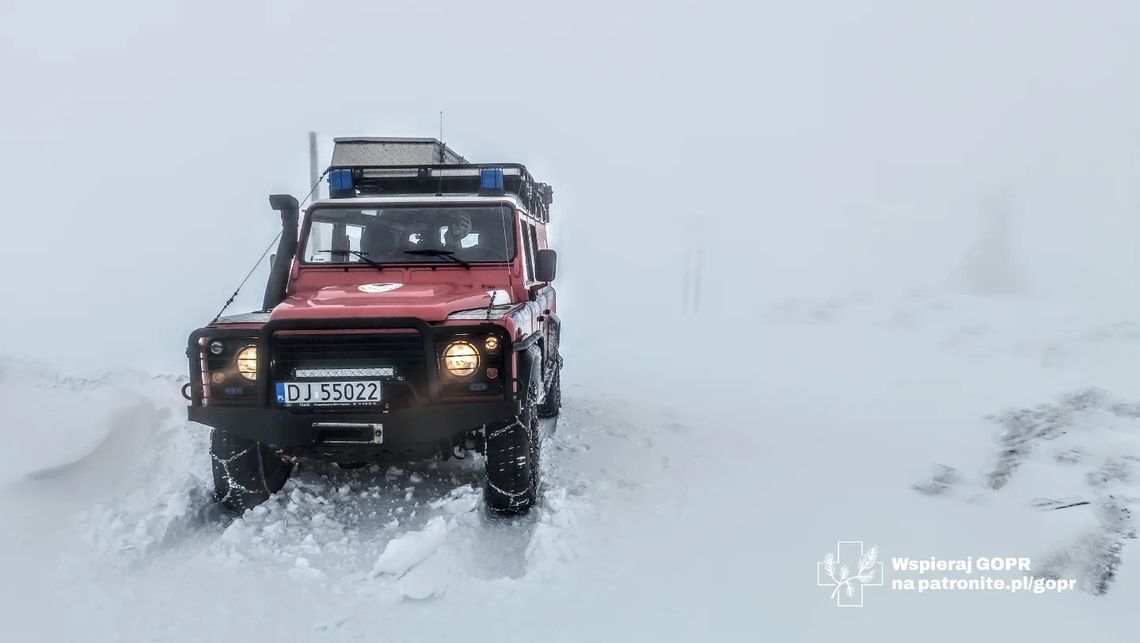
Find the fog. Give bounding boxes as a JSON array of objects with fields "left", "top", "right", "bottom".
[
  {"left": 2, "top": 0, "right": 1137, "bottom": 370},
  {"left": 2, "top": 2, "right": 1140, "bottom": 640}
]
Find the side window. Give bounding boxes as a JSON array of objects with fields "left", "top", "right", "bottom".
[{"left": 520, "top": 220, "right": 536, "bottom": 282}]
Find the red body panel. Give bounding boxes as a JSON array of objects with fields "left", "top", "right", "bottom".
[{"left": 276, "top": 264, "right": 523, "bottom": 323}]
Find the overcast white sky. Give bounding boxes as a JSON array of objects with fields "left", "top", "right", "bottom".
[{"left": 1, "top": 0, "right": 1137, "bottom": 371}]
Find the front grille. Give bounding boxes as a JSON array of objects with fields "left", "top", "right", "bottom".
[{"left": 271, "top": 331, "right": 429, "bottom": 409}]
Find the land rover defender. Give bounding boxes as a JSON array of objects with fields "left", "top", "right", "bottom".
[{"left": 185, "top": 138, "right": 561, "bottom": 515}]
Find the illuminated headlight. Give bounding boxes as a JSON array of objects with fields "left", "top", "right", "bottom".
[
  {"left": 443, "top": 341, "right": 479, "bottom": 377},
  {"left": 236, "top": 346, "right": 258, "bottom": 381}
]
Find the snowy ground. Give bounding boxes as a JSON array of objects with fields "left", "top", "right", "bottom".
[{"left": 3, "top": 291, "right": 1140, "bottom": 641}]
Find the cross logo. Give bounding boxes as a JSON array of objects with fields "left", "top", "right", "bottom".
[{"left": 816, "top": 541, "right": 884, "bottom": 607}]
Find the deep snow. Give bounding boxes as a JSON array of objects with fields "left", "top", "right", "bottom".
[{"left": 3, "top": 291, "right": 1140, "bottom": 641}]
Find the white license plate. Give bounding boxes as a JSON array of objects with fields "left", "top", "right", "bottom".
[{"left": 275, "top": 380, "right": 382, "bottom": 407}]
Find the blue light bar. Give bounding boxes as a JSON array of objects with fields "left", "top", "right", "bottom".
[
  {"left": 328, "top": 168, "right": 354, "bottom": 191},
  {"left": 480, "top": 167, "right": 504, "bottom": 193}
]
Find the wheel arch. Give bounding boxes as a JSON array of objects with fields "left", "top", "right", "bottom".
[{"left": 515, "top": 342, "right": 543, "bottom": 406}]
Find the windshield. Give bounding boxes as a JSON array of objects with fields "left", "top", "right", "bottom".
[{"left": 302, "top": 205, "right": 517, "bottom": 265}]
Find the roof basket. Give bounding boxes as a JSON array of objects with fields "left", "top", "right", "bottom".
[
  {"left": 326, "top": 138, "right": 553, "bottom": 222},
  {"left": 331, "top": 137, "right": 467, "bottom": 167}
]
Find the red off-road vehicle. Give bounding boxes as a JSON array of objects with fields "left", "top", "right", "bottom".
[{"left": 185, "top": 138, "right": 561, "bottom": 515}]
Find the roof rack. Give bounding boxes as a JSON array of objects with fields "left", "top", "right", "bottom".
[
  {"left": 331, "top": 137, "right": 468, "bottom": 167},
  {"left": 325, "top": 138, "right": 553, "bottom": 222}
]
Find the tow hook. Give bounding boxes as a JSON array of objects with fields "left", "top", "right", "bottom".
[{"left": 181, "top": 383, "right": 192, "bottom": 401}]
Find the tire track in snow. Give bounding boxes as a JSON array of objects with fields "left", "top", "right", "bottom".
[{"left": 915, "top": 388, "right": 1140, "bottom": 595}]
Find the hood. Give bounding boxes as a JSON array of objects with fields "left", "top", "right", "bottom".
[{"left": 271, "top": 282, "right": 510, "bottom": 322}]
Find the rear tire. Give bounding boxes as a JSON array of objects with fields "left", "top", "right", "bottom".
[
  {"left": 210, "top": 430, "right": 293, "bottom": 513},
  {"left": 484, "top": 390, "right": 540, "bottom": 515},
  {"left": 536, "top": 362, "right": 562, "bottom": 419}
]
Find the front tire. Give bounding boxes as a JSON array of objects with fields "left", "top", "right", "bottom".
[
  {"left": 484, "top": 392, "right": 540, "bottom": 515},
  {"left": 537, "top": 360, "right": 562, "bottom": 419},
  {"left": 210, "top": 430, "right": 293, "bottom": 513}
]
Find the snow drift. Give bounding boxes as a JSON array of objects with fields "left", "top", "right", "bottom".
[{"left": 4, "top": 292, "right": 1140, "bottom": 640}]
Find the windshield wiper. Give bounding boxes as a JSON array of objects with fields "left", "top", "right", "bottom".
[
  {"left": 403, "top": 248, "right": 471, "bottom": 269},
  {"left": 318, "top": 249, "right": 386, "bottom": 272}
]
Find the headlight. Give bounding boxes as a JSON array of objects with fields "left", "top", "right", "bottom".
[
  {"left": 443, "top": 341, "right": 479, "bottom": 377},
  {"left": 209, "top": 340, "right": 225, "bottom": 355},
  {"left": 236, "top": 346, "right": 258, "bottom": 381}
]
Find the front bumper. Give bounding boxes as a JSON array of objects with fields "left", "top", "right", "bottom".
[
  {"left": 188, "top": 399, "right": 519, "bottom": 448},
  {"left": 186, "top": 316, "right": 520, "bottom": 450}
]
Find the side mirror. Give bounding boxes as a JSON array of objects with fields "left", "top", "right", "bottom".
[{"left": 535, "top": 248, "right": 557, "bottom": 283}]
